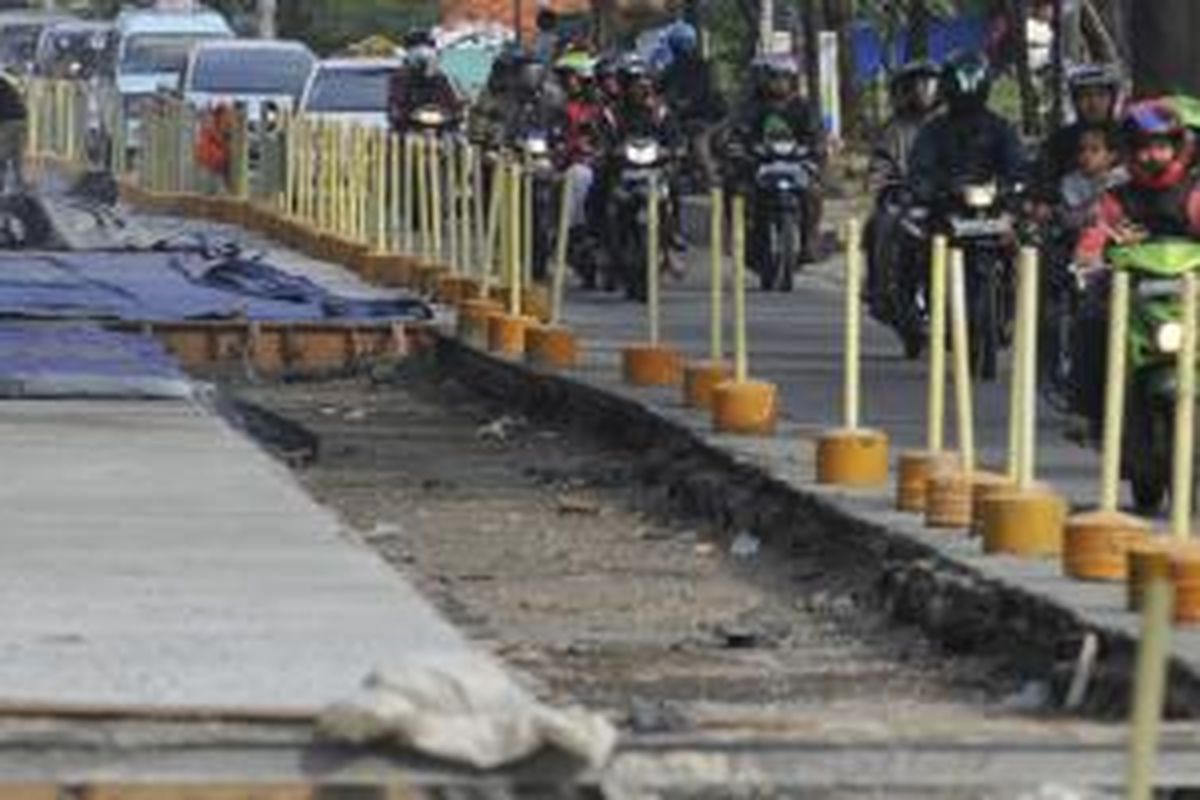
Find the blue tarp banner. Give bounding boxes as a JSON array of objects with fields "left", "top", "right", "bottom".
[
  {"left": 850, "top": 14, "right": 987, "bottom": 84},
  {"left": 0, "top": 252, "right": 433, "bottom": 323}
]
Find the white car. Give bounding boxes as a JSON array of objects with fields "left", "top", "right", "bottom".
[
  {"left": 111, "top": 8, "right": 234, "bottom": 151},
  {"left": 182, "top": 39, "right": 315, "bottom": 129},
  {"left": 298, "top": 57, "right": 401, "bottom": 130}
]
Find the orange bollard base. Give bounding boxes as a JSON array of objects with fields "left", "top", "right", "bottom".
[
  {"left": 980, "top": 487, "right": 1068, "bottom": 557},
  {"left": 525, "top": 324, "right": 579, "bottom": 369},
  {"left": 682, "top": 360, "right": 734, "bottom": 410},
  {"left": 1063, "top": 510, "right": 1151, "bottom": 582},
  {"left": 457, "top": 298, "right": 504, "bottom": 348},
  {"left": 418, "top": 264, "right": 450, "bottom": 295},
  {"left": 488, "top": 285, "right": 511, "bottom": 306},
  {"left": 487, "top": 314, "right": 535, "bottom": 357},
  {"left": 522, "top": 285, "right": 553, "bottom": 323},
  {"left": 1170, "top": 546, "right": 1200, "bottom": 624},
  {"left": 925, "top": 470, "right": 973, "bottom": 529},
  {"left": 817, "top": 428, "right": 890, "bottom": 487},
  {"left": 712, "top": 379, "right": 779, "bottom": 436},
  {"left": 896, "top": 450, "right": 961, "bottom": 512},
  {"left": 1128, "top": 539, "right": 1173, "bottom": 612},
  {"left": 970, "top": 472, "right": 1016, "bottom": 537},
  {"left": 622, "top": 343, "right": 683, "bottom": 387},
  {"left": 436, "top": 275, "right": 473, "bottom": 305}
]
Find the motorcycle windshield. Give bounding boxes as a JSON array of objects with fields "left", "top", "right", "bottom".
[{"left": 1110, "top": 239, "right": 1200, "bottom": 276}]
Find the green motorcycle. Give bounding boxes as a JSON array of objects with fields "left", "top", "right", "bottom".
[{"left": 1108, "top": 238, "right": 1200, "bottom": 511}]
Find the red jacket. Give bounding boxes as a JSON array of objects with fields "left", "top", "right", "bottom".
[
  {"left": 562, "top": 99, "right": 600, "bottom": 164},
  {"left": 1077, "top": 178, "right": 1200, "bottom": 263}
]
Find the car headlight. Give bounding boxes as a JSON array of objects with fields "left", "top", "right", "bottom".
[
  {"left": 962, "top": 182, "right": 998, "bottom": 209},
  {"left": 1156, "top": 321, "right": 1184, "bottom": 353},
  {"left": 625, "top": 141, "right": 659, "bottom": 166}
]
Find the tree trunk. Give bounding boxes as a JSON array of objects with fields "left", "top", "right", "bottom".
[
  {"left": 1009, "top": 0, "right": 1040, "bottom": 136},
  {"left": 802, "top": 0, "right": 823, "bottom": 120},
  {"left": 1129, "top": 0, "right": 1200, "bottom": 98},
  {"left": 909, "top": 0, "right": 929, "bottom": 60}
]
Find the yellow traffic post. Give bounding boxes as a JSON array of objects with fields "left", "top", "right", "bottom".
[
  {"left": 925, "top": 248, "right": 983, "bottom": 526},
  {"left": 898, "top": 235, "right": 960, "bottom": 510},
  {"left": 414, "top": 135, "right": 430, "bottom": 265},
  {"left": 456, "top": 153, "right": 506, "bottom": 348},
  {"left": 1125, "top": 566, "right": 1173, "bottom": 800},
  {"left": 981, "top": 247, "right": 1068, "bottom": 556},
  {"left": 428, "top": 134, "right": 443, "bottom": 262},
  {"left": 816, "top": 218, "right": 888, "bottom": 482},
  {"left": 710, "top": 195, "right": 780, "bottom": 434},
  {"left": 1064, "top": 271, "right": 1150, "bottom": 580},
  {"left": 622, "top": 176, "right": 683, "bottom": 387},
  {"left": 488, "top": 162, "right": 534, "bottom": 356},
  {"left": 526, "top": 168, "right": 579, "bottom": 369},
  {"left": 402, "top": 135, "right": 416, "bottom": 260},
  {"left": 446, "top": 139, "right": 460, "bottom": 274},
  {"left": 683, "top": 187, "right": 733, "bottom": 409},
  {"left": 460, "top": 143, "right": 475, "bottom": 282},
  {"left": 1168, "top": 274, "right": 1200, "bottom": 624}
]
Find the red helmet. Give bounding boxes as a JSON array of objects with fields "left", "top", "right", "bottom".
[{"left": 1124, "top": 100, "right": 1196, "bottom": 190}]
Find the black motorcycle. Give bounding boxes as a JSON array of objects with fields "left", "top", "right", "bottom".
[
  {"left": 943, "top": 178, "right": 1020, "bottom": 381},
  {"left": 866, "top": 178, "right": 930, "bottom": 359},
  {"left": 516, "top": 126, "right": 558, "bottom": 282},
  {"left": 750, "top": 136, "right": 818, "bottom": 291},
  {"left": 609, "top": 136, "right": 672, "bottom": 301}
]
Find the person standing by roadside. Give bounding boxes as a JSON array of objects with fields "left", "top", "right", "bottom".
[{"left": 0, "top": 70, "right": 28, "bottom": 193}]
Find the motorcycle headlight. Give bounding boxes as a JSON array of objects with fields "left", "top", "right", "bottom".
[
  {"left": 962, "top": 182, "right": 998, "bottom": 209},
  {"left": 262, "top": 102, "right": 281, "bottom": 133},
  {"left": 413, "top": 107, "right": 446, "bottom": 127},
  {"left": 768, "top": 139, "right": 797, "bottom": 158},
  {"left": 523, "top": 136, "right": 549, "bottom": 157},
  {"left": 625, "top": 141, "right": 659, "bottom": 166},
  {"left": 1156, "top": 321, "right": 1184, "bottom": 354}
]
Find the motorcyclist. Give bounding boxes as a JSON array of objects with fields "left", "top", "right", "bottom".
[
  {"left": 386, "top": 30, "right": 461, "bottom": 137},
  {"left": 504, "top": 51, "right": 567, "bottom": 147},
  {"left": 864, "top": 59, "right": 942, "bottom": 344},
  {"left": 1068, "top": 100, "right": 1200, "bottom": 436},
  {"left": 658, "top": 21, "right": 725, "bottom": 188},
  {"left": 1033, "top": 63, "right": 1124, "bottom": 202},
  {"left": 908, "top": 51, "right": 1025, "bottom": 210},
  {"left": 554, "top": 50, "right": 605, "bottom": 286},
  {"left": 726, "top": 53, "right": 825, "bottom": 264},
  {"left": 468, "top": 46, "right": 522, "bottom": 149}
]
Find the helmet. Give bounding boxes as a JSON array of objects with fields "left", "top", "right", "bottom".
[
  {"left": 514, "top": 53, "right": 547, "bottom": 94},
  {"left": 554, "top": 50, "right": 595, "bottom": 96},
  {"left": 1124, "top": 100, "right": 1196, "bottom": 190},
  {"left": 665, "top": 21, "right": 698, "bottom": 59},
  {"left": 889, "top": 59, "right": 940, "bottom": 114},
  {"left": 616, "top": 52, "right": 650, "bottom": 84},
  {"left": 403, "top": 29, "right": 435, "bottom": 49},
  {"left": 1067, "top": 63, "right": 1122, "bottom": 121},
  {"left": 941, "top": 51, "right": 992, "bottom": 113},
  {"left": 756, "top": 53, "right": 798, "bottom": 102}
]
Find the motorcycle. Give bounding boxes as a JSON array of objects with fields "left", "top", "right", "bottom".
[
  {"left": 866, "top": 178, "right": 930, "bottom": 359},
  {"left": 516, "top": 127, "right": 558, "bottom": 283},
  {"left": 1108, "top": 238, "right": 1200, "bottom": 512},
  {"left": 750, "top": 136, "right": 817, "bottom": 292},
  {"left": 609, "top": 136, "right": 672, "bottom": 301},
  {"left": 943, "top": 178, "right": 1020, "bottom": 381}
]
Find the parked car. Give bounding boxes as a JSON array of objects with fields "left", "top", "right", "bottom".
[
  {"left": 298, "top": 57, "right": 401, "bottom": 130},
  {"left": 110, "top": 8, "right": 234, "bottom": 153},
  {"left": 33, "top": 20, "right": 116, "bottom": 80},
  {"left": 182, "top": 39, "right": 314, "bottom": 130},
  {"left": 0, "top": 10, "right": 74, "bottom": 74}
]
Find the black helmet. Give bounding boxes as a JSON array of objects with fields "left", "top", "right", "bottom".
[
  {"left": 941, "top": 51, "right": 992, "bottom": 113},
  {"left": 755, "top": 53, "right": 798, "bottom": 101},
  {"left": 403, "top": 29, "right": 435, "bottom": 49},
  {"left": 890, "top": 58, "right": 940, "bottom": 112},
  {"left": 514, "top": 52, "right": 546, "bottom": 94},
  {"left": 616, "top": 52, "right": 651, "bottom": 85}
]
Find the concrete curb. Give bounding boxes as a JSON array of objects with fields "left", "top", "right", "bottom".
[{"left": 431, "top": 333, "right": 1200, "bottom": 719}]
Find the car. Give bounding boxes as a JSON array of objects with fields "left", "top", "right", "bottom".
[
  {"left": 298, "top": 57, "right": 401, "bottom": 130},
  {"left": 0, "top": 10, "right": 74, "bottom": 75},
  {"left": 33, "top": 20, "right": 117, "bottom": 80},
  {"left": 182, "top": 39, "right": 314, "bottom": 129},
  {"left": 110, "top": 8, "right": 234, "bottom": 153}
]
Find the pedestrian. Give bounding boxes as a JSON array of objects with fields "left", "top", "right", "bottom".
[{"left": 0, "top": 70, "right": 28, "bottom": 194}]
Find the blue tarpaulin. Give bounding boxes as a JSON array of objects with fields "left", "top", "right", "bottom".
[
  {"left": 0, "top": 323, "right": 192, "bottom": 398},
  {"left": 850, "top": 15, "right": 988, "bottom": 84},
  {"left": 0, "top": 252, "right": 432, "bottom": 323}
]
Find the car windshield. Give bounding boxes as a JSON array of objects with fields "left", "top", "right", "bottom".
[
  {"left": 121, "top": 33, "right": 224, "bottom": 76},
  {"left": 189, "top": 47, "right": 313, "bottom": 98},
  {"left": 38, "top": 30, "right": 116, "bottom": 79},
  {"left": 0, "top": 23, "right": 45, "bottom": 70},
  {"left": 305, "top": 66, "right": 392, "bottom": 113}
]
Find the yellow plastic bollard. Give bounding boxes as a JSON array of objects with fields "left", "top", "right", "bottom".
[
  {"left": 428, "top": 134, "right": 443, "bottom": 267},
  {"left": 488, "top": 162, "right": 532, "bottom": 357},
  {"left": 710, "top": 194, "right": 779, "bottom": 434},
  {"left": 1126, "top": 570, "right": 1173, "bottom": 800},
  {"left": 683, "top": 186, "right": 732, "bottom": 409},
  {"left": 817, "top": 218, "right": 888, "bottom": 484},
  {"left": 1064, "top": 271, "right": 1148, "bottom": 580},
  {"left": 623, "top": 176, "right": 683, "bottom": 387},
  {"left": 1171, "top": 272, "right": 1198, "bottom": 542},
  {"left": 926, "top": 248, "right": 979, "bottom": 528},
  {"left": 981, "top": 247, "right": 1067, "bottom": 557},
  {"left": 527, "top": 167, "right": 578, "bottom": 370},
  {"left": 481, "top": 156, "right": 505, "bottom": 296},
  {"left": 898, "top": 235, "right": 951, "bottom": 511}
]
